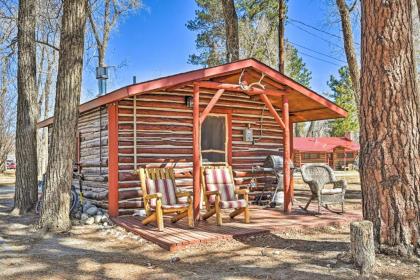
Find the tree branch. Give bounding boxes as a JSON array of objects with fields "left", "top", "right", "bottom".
[
  {"left": 348, "top": 0, "right": 358, "bottom": 13},
  {"left": 110, "top": 0, "right": 122, "bottom": 30},
  {"left": 35, "top": 40, "right": 60, "bottom": 52},
  {"left": 87, "top": 1, "right": 102, "bottom": 48}
]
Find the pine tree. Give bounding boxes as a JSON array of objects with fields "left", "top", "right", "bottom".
[
  {"left": 335, "top": 0, "right": 360, "bottom": 106},
  {"left": 188, "top": 0, "right": 282, "bottom": 67},
  {"left": 284, "top": 43, "right": 312, "bottom": 137},
  {"left": 188, "top": 0, "right": 309, "bottom": 75},
  {"left": 360, "top": 0, "right": 420, "bottom": 254},
  {"left": 188, "top": 1, "right": 312, "bottom": 138},
  {"left": 284, "top": 43, "right": 311, "bottom": 86},
  {"left": 328, "top": 66, "right": 358, "bottom": 136},
  {"left": 187, "top": 0, "right": 226, "bottom": 66},
  {"left": 238, "top": 0, "right": 279, "bottom": 22},
  {"left": 221, "top": 0, "right": 239, "bottom": 62}
]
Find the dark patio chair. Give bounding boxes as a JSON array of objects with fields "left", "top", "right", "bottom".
[{"left": 300, "top": 164, "right": 347, "bottom": 213}]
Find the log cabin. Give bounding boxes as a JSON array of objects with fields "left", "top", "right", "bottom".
[
  {"left": 293, "top": 137, "right": 360, "bottom": 170},
  {"left": 38, "top": 59, "right": 348, "bottom": 218}
]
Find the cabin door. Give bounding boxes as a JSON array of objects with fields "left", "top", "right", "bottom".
[{"left": 201, "top": 114, "right": 228, "bottom": 164}]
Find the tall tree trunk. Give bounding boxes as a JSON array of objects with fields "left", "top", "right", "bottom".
[
  {"left": 221, "top": 0, "right": 239, "bottom": 62},
  {"left": 38, "top": 51, "right": 55, "bottom": 176},
  {"left": 98, "top": 46, "right": 106, "bottom": 67},
  {"left": 97, "top": 45, "right": 106, "bottom": 95},
  {"left": 417, "top": 0, "right": 420, "bottom": 18},
  {"left": 360, "top": 0, "right": 420, "bottom": 255},
  {"left": 0, "top": 57, "right": 10, "bottom": 172},
  {"left": 336, "top": 0, "right": 361, "bottom": 106},
  {"left": 0, "top": 57, "right": 8, "bottom": 139},
  {"left": 87, "top": 0, "right": 110, "bottom": 68},
  {"left": 36, "top": 45, "right": 46, "bottom": 96},
  {"left": 87, "top": 0, "right": 112, "bottom": 95},
  {"left": 294, "top": 122, "right": 305, "bottom": 137},
  {"left": 38, "top": 0, "right": 87, "bottom": 232},
  {"left": 306, "top": 121, "right": 316, "bottom": 137},
  {"left": 13, "top": 0, "right": 38, "bottom": 214},
  {"left": 278, "top": 0, "right": 286, "bottom": 73},
  {"left": 98, "top": 0, "right": 110, "bottom": 68}
]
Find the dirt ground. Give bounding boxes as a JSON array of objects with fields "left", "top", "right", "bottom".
[{"left": 1, "top": 172, "right": 419, "bottom": 280}]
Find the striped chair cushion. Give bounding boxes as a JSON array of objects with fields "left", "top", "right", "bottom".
[
  {"left": 146, "top": 178, "right": 177, "bottom": 207},
  {"left": 204, "top": 168, "right": 237, "bottom": 205},
  {"left": 220, "top": 199, "right": 248, "bottom": 209}
]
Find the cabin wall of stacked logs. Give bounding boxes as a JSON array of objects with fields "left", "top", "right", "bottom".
[
  {"left": 293, "top": 151, "right": 328, "bottom": 167},
  {"left": 71, "top": 107, "right": 109, "bottom": 209},
  {"left": 117, "top": 91, "right": 284, "bottom": 215}
]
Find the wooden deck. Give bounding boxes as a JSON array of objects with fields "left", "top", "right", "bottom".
[{"left": 111, "top": 206, "right": 362, "bottom": 251}]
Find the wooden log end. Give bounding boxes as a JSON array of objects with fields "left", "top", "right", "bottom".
[{"left": 350, "top": 220, "right": 375, "bottom": 276}]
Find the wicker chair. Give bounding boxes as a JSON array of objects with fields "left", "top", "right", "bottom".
[{"left": 300, "top": 164, "right": 347, "bottom": 213}]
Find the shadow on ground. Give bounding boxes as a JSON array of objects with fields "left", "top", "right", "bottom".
[{"left": 1, "top": 178, "right": 418, "bottom": 280}]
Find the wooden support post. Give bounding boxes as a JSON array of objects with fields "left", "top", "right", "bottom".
[
  {"left": 259, "top": 93, "right": 286, "bottom": 129},
  {"left": 192, "top": 84, "right": 201, "bottom": 220},
  {"left": 283, "top": 96, "right": 291, "bottom": 213},
  {"left": 108, "top": 102, "right": 119, "bottom": 217},
  {"left": 200, "top": 89, "right": 224, "bottom": 124},
  {"left": 133, "top": 95, "right": 137, "bottom": 170},
  {"left": 289, "top": 122, "right": 294, "bottom": 202}
]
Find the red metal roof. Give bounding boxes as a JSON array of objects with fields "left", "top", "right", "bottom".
[
  {"left": 38, "top": 58, "right": 348, "bottom": 128},
  {"left": 293, "top": 137, "right": 360, "bottom": 153}
]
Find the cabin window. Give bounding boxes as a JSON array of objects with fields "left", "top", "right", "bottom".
[
  {"left": 201, "top": 115, "right": 227, "bottom": 163},
  {"left": 346, "top": 152, "right": 353, "bottom": 158},
  {"left": 303, "top": 153, "right": 321, "bottom": 159}
]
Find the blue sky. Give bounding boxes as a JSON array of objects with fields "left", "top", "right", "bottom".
[{"left": 81, "top": 0, "right": 360, "bottom": 103}]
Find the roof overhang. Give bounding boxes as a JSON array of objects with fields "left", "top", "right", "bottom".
[
  {"left": 293, "top": 137, "right": 360, "bottom": 153},
  {"left": 38, "top": 58, "right": 347, "bottom": 128}
]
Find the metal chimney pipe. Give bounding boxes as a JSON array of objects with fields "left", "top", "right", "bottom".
[{"left": 96, "top": 66, "right": 109, "bottom": 96}]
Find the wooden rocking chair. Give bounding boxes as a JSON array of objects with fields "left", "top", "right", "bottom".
[
  {"left": 137, "top": 168, "right": 194, "bottom": 231},
  {"left": 201, "top": 165, "right": 250, "bottom": 226}
]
